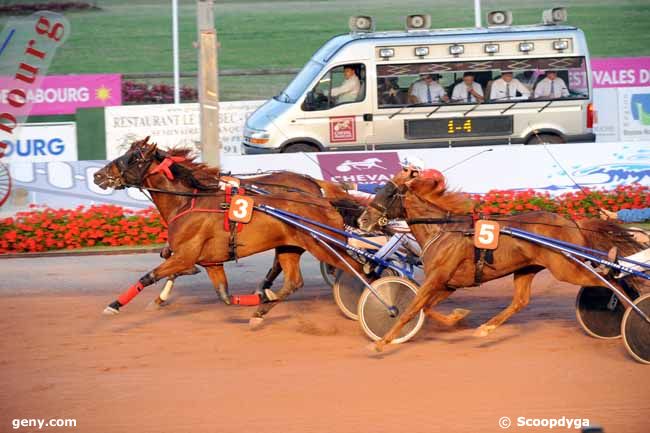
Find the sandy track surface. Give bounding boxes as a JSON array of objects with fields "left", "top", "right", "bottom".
[{"left": 1, "top": 252, "right": 648, "bottom": 433}]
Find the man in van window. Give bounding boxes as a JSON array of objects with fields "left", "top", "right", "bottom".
[
  {"left": 489, "top": 71, "right": 531, "bottom": 101},
  {"left": 452, "top": 72, "right": 484, "bottom": 103},
  {"left": 534, "top": 70, "right": 570, "bottom": 99},
  {"left": 516, "top": 70, "right": 538, "bottom": 92},
  {"left": 331, "top": 65, "right": 361, "bottom": 104},
  {"left": 409, "top": 73, "right": 449, "bottom": 104}
]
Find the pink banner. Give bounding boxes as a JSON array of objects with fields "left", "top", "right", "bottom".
[
  {"left": 591, "top": 57, "right": 650, "bottom": 88},
  {"left": 0, "top": 74, "right": 122, "bottom": 115}
]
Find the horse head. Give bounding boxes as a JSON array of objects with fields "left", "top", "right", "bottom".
[
  {"left": 94, "top": 136, "right": 158, "bottom": 190},
  {"left": 357, "top": 170, "right": 450, "bottom": 231}
]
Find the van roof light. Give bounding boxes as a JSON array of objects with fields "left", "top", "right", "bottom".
[
  {"left": 542, "top": 7, "right": 568, "bottom": 25},
  {"left": 406, "top": 14, "right": 431, "bottom": 31},
  {"left": 349, "top": 16, "right": 375, "bottom": 33},
  {"left": 486, "top": 10, "right": 513, "bottom": 27}
]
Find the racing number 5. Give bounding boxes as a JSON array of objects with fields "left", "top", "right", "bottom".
[
  {"left": 474, "top": 220, "right": 500, "bottom": 250},
  {"left": 228, "top": 196, "right": 254, "bottom": 223}
]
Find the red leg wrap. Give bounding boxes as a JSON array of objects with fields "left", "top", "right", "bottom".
[
  {"left": 118, "top": 281, "right": 145, "bottom": 306},
  {"left": 230, "top": 294, "right": 261, "bottom": 306}
]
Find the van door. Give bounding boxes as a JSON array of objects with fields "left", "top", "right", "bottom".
[{"left": 297, "top": 63, "right": 371, "bottom": 150}]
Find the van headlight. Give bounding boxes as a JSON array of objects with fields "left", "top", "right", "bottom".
[{"left": 244, "top": 128, "right": 270, "bottom": 145}]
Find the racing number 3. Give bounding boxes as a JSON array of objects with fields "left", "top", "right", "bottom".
[
  {"left": 474, "top": 220, "right": 500, "bottom": 250},
  {"left": 228, "top": 195, "right": 254, "bottom": 223}
]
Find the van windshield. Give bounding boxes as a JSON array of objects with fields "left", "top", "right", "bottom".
[{"left": 275, "top": 60, "right": 324, "bottom": 103}]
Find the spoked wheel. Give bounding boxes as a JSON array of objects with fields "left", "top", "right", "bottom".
[
  {"left": 0, "top": 161, "right": 11, "bottom": 208},
  {"left": 575, "top": 284, "right": 638, "bottom": 339},
  {"left": 358, "top": 276, "right": 425, "bottom": 344},
  {"left": 621, "top": 293, "right": 650, "bottom": 364},
  {"left": 320, "top": 261, "right": 338, "bottom": 288},
  {"left": 332, "top": 268, "right": 396, "bottom": 321}
]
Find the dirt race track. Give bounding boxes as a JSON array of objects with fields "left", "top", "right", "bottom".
[{"left": 1, "top": 251, "right": 649, "bottom": 433}]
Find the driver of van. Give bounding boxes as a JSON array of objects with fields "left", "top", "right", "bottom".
[
  {"left": 331, "top": 66, "right": 361, "bottom": 103},
  {"left": 409, "top": 73, "right": 449, "bottom": 104}
]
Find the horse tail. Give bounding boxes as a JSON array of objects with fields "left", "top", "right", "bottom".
[
  {"left": 576, "top": 218, "right": 648, "bottom": 295},
  {"left": 576, "top": 219, "right": 643, "bottom": 256}
]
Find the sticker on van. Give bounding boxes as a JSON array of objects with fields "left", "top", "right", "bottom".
[{"left": 329, "top": 116, "right": 356, "bottom": 143}]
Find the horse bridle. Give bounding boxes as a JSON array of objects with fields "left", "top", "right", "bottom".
[{"left": 368, "top": 180, "right": 407, "bottom": 226}]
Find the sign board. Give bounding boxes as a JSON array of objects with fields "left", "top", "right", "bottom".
[
  {"left": 0, "top": 74, "right": 122, "bottom": 116},
  {"left": 104, "top": 101, "right": 264, "bottom": 158},
  {"left": 2, "top": 122, "right": 77, "bottom": 162}
]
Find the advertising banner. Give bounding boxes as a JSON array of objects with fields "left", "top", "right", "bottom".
[
  {"left": 591, "top": 57, "right": 650, "bottom": 88},
  {"left": 5, "top": 142, "right": 648, "bottom": 213},
  {"left": 2, "top": 122, "right": 77, "bottom": 162},
  {"left": 0, "top": 74, "right": 122, "bottom": 116},
  {"left": 104, "top": 100, "right": 263, "bottom": 158},
  {"left": 316, "top": 152, "right": 401, "bottom": 184}
]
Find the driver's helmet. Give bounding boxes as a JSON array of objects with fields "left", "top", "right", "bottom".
[{"left": 400, "top": 156, "right": 425, "bottom": 173}]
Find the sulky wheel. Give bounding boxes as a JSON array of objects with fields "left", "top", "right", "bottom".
[
  {"left": 576, "top": 282, "right": 639, "bottom": 339},
  {"left": 320, "top": 261, "right": 338, "bottom": 288},
  {"left": 358, "top": 276, "right": 425, "bottom": 344},
  {"left": 621, "top": 293, "right": 650, "bottom": 364},
  {"left": 332, "top": 268, "right": 397, "bottom": 321}
]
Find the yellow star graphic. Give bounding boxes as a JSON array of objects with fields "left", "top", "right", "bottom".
[{"left": 95, "top": 85, "right": 112, "bottom": 102}]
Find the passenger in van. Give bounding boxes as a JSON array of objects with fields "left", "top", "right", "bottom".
[
  {"left": 451, "top": 72, "right": 484, "bottom": 103},
  {"left": 534, "top": 70, "right": 570, "bottom": 99},
  {"left": 409, "top": 73, "right": 449, "bottom": 104},
  {"left": 331, "top": 65, "right": 361, "bottom": 103},
  {"left": 378, "top": 77, "right": 401, "bottom": 105},
  {"left": 516, "top": 70, "right": 538, "bottom": 92},
  {"left": 489, "top": 71, "right": 531, "bottom": 101}
]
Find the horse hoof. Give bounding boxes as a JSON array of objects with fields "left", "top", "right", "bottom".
[
  {"left": 145, "top": 299, "right": 164, "bottom": 311},
  {"left": 264, "top": 289, "right": 278, "bottom": 301},
  {"left": 102, "top": 306, "right": 119, "bottom": 316},
  {"left": 366, "top": 342, "right": 383, "bottom": 353},
  {"left": 249, "top": 317, "right": 264, "bottom": 330},
  {"left": 474, "top": 324, "right": 496, "bottom": 337}
]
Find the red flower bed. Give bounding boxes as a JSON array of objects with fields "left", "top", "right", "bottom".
[
  {"left": 122, "top": 81, "right": 198, "bottom": 104},
  {"left": 472, "top": 184, "right": 650, "bottom": 219},
  {"left": 0, "top": 185, "right": 647, "bottom": 254},
  {"left": 0, "top": 205, "right": 167, "bottom": 254}
]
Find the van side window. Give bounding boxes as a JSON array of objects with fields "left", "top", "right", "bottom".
[
  {"left": 302, "top": 64, "right": 366, "bottom": 111},
  {"left": 376, "top": 57, "right": 588, "bottom": 108}
]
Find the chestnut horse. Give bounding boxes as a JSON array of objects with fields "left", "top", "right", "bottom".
[
  {"left": 94, "top": 138, "right": 363, "bottom": 327},
  {"left": 358, "top": 174, "right": 644, "bottom": 351}
]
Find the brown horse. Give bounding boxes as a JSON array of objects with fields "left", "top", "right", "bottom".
[
  {"left": 358, "top": 174, "right": 644, "bottom": 351},
  {"left": 93, "top": 138, "right": 364, "bottom": 327}
]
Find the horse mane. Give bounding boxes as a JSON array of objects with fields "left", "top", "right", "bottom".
[
  {"left": 407, "top": 177, "right": 474, "bottom": 214},
  {"left": 163, "top": 147, "right": 222, "bottom": 190}
]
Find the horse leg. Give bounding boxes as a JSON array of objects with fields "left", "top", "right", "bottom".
[
  {"left": 475, "top": 267, "right": 539, "bottom": 337},
  {"left": 204, "top": 264, "right": 231, "bottom": 305},
  {"left": 373, "top": 274, "right": 449, "bottom": 352},
  {"left": 249, "top": 249, "right": 304, "bottom": 329},
  {"left": 103, "top": 252, "right": 198, "bottom": 315},
  {"left": 423, "top": 290, "right": 470, "bottom": 326},
  {"left": 255, "top": 249, "right": 283, "bottom": 300}
]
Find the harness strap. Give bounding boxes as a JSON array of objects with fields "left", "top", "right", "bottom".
[
  {"left": 149, "top": 156, "right": 186, "bottom": 180},
  {"left": 166, "top": 189, "right": 226, "bottom": 227}
]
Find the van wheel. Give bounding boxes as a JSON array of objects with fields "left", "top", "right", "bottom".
[
  {"left": 526, "top": 133, "right": 565, "bottom": 144},
  {"left": 283, "top": 143, "right": 319, "bottom": 153}
]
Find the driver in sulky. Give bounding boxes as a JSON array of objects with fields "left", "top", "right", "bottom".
[{"left": 331, "top": 65, "right": 361, "bottom": 103}]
